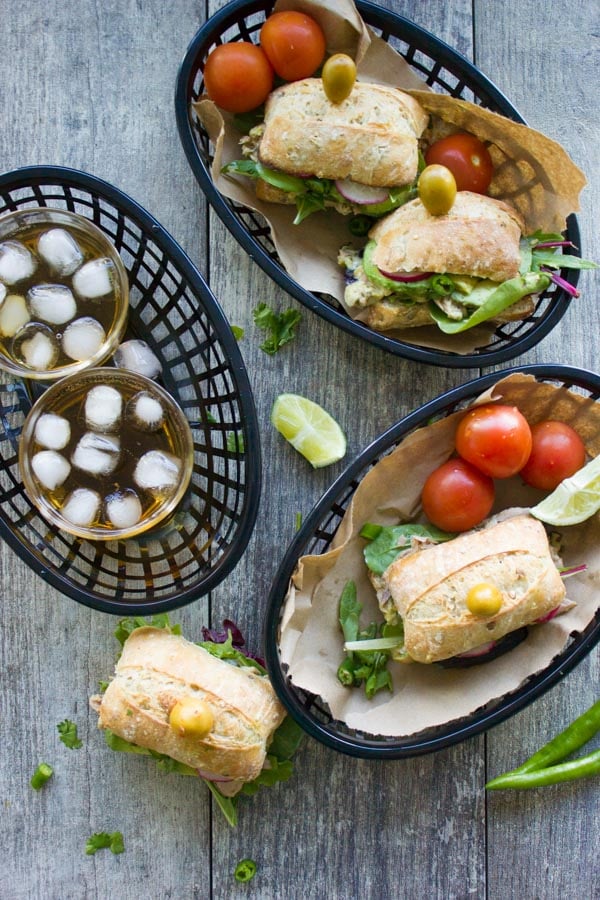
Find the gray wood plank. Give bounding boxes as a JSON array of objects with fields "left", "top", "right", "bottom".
[
  {"left": 0, "top": 0, "right": 598, "bottom": 898},
  {"left": 475, "top": 1, "right": 600, "bottom": 897}
]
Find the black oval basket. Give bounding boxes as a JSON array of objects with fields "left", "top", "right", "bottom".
[
  {"left": 175, "top": 0, "right": 580, "bottom": 368},
  {"left": 264, "top": 364, "right": 600, "bottom": 758},
  {"left": 0, "top": 165, "right": 261, "bottom": 615}
]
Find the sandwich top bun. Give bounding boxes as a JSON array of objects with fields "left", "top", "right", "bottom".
[
  {"left": 383, "top": 514, "right": 566, "bottom": 663},
  {"left": 258, "top": 78, "right": 429, "bottom": 187},
  {"left": 93, "top": 627, "right": 286, "bottom": 794},
  {"left": 369, "top": 191, "right": 525, "bottom": 282}
]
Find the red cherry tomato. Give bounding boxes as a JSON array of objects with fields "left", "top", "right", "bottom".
[
  {"left": 203, "top": 42, "right": 274, "bottom": 113},
  {"left": 421, "top": 458, "right": 495, "bottom": 533},
  {"left": 425, "top": 133, "right": 494, "bottom": 194},
  {"left": 260, "top": 11, "right": 326, "bottom": 81},
  {"left": 455, "top": 404, "right": 532, "bottom": 479},
  {"left": 520, "top": 420, "right": 586, "bottom": 490}
]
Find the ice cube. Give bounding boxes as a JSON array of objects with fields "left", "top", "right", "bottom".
[
  {"left": 0, "top": 240, "right": 36, "bottom": 285},
  {"left": 105, "top": 489, "right": 143, "bottom": 529},
  {"left": 126, "top": 391, "right": 165, "bottom": 432},
  {"left": 0, "top": 293, "right": 30, "bottom": 337},
  {"left": 134, "top": 450, "right": 181, "bottom": 493},
  {"left": 0, "top": 283, "right": 6, "bottom": 306},
  {"left": 34, "top": 413, "right": 71, "bottom": 450},
  {"left": 61, "top": 316, "right": 106, "bottom": 361},
  {"left": 72, "top": 258, "right": 114, "bottom": 298},
  {"left": 62, "top": 488, "right": 101, "bottom": 527},
  {"left": 113, "top": 340, "right": 161, "bottom": 379},
  {"left": 71, "top": 432, "right": 120, "bottom": 476},
  {"left": 37, "top": 228, "right": 84, "bottom": 276},
  {"left": 27, "top": 283, "right": 77, "bottom": 325},
  {"left": 18, "top": 327, "right": 59, "bottom": 371},
  {"left": 85, "top": 384, "right": 123, "bottom": 432},
  {"left": 31, "top": 450, "right": 71, "bottom": 490}
]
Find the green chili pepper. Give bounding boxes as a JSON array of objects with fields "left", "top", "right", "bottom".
[
  {"left": 512, "top": 698, "right": 600, "bottom": 774},
  {"left": 234, "top": 858, "right": 257, "bottom": 883},
  {"left": 486, "top": 697, "right": 600, "bottom": 790},
  {"left": 31, "top": 763, "right": 54, "bottom": 790},
  {"left": 486, "top": 748, "right": 600, "bottom": 791}
]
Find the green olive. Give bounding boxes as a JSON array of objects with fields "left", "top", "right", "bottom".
[
  {"left": 322, "top": 53, "right": 357, "bottom": 104},
  {"left": 169, "top": 696, "right": 214, "bottom": 739},
  {"left": 418, "top": 164, "right": 457, "bottom": 215},
  {"left": 466, "top": 582, "right": 503, "bottom": 617}
]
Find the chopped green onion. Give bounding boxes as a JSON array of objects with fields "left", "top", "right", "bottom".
[
  {"left": 234, "top": 858, "right": 257, "bottom": 883},
  {"left": 30, "top": 763, "right": 54, "bottom": 790},
  {"left": 359, "top": 522, "right": 383, "bottom": 540}
]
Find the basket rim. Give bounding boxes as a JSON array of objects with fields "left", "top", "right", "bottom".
[
  {"left": 174, "top": 0, "right": 579, "bottom": 368},
  {"left": 263, "top": 363, "right": 600, "bottom": 758},
  {"left": 0, "top": 163, "right": 263, "bottom": 615}
]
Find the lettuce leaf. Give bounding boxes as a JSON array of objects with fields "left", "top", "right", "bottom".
[{"left": 362, "top": 523, "right": 454, "bottom": 575}]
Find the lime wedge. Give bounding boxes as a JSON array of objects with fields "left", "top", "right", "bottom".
[
  {"left": 271, "top": 393, "right": 346, "bottom": 468},
  {"left": 530, "top": 453, "right": 600, "bottom": 525}
]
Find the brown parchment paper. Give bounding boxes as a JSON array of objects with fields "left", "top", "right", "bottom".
[
  {"left": 279, "top": 373, "right": 600, "bottom": 737},
  {"left": 192, "top": 0, "right": 587, "bottom": 355}
]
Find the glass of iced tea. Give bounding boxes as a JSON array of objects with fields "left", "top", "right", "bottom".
[
  {"left": 0, "top": 208, "right": 129, "bottom": 380},
  {"left": 19, "top": 367, "right": 194, "bottom": 540}
]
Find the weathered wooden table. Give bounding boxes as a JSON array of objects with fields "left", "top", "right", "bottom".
[{"left": 1, "top": 1, "right": 599, "bottom": 898}]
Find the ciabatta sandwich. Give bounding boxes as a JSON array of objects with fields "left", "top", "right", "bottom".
[
  {"left": 339, "top": 192, "right": 553, "bottom": 332},
  {"left": 223, "top": 78, "right": 429, "bottom": 223},
  {"left": 371, "top": 514, "right": 567, "bottom": 664}
]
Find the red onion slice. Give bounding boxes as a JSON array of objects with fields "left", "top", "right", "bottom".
[
  {"left": 335, "top": 178, "right": 389, "bottom": 205},
  {"left": 378, "top": 268, "right": 434, "bottom": 283}
]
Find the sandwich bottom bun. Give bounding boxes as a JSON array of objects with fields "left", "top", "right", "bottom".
[{"left": 91, "top": 627, "right": 286, "bottom": 794}]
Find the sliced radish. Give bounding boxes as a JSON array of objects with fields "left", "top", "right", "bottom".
[
  {"left": 378, "top": 269, "right": 434, "bottom": 283},
  {"left": 335, "top": 178, "right": 389, "bottom": 205},
  {"left": 456, "top": 640, "right": 497, "bottom": 659}
]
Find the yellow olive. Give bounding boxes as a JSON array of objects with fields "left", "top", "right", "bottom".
[
  {"left": 169, "top": 696, "right": 214, "bottom": 739},
  {"left": 466, "top": 583, "right": 503, "bottom": 617},
  {"left": 322, "top": 53, "right": 357, "bottom": 104},
  {"left": 418, "top": 164, "right": 457, "bottom": 215}
]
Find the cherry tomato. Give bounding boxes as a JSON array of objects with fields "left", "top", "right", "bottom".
[
  {"left": 260, "top": 11, "right": 326, "bottom": 81},
  {"left": 203, "top": 42, "right": 273, "bottom": 113},
  {"left": 520, "top": 420, "right": 586, "bottom": 490},
  {"left": 425, "top": 133, "right": 494, "bottom": 194},
  {"left": 455, "top": 404, "right": 532, "bottom": 479},
  {"left": 418, "top": 164, "right": 457, "bottom": 216},
  {"left": 421, "top": 458, "right": 495, "bottom": 532},
  {"left": 466, "top": 583, "right": 503, "bottom": 617}
]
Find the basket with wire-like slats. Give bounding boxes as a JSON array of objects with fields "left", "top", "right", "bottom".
[
  {"left": 264, "top": 365, "right": 600, "bottom": 758},
  {"left": 175, "top": 0, "right": 580, "bottom": 367},
  {"left": 0, "top": 165, "right": 261, "bottom": 615}
]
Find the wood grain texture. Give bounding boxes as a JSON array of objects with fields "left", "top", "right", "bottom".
[{"left": 0, "top": 0, "right": 598, "bottom": 898}]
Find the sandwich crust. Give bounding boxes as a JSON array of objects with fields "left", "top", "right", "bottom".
[
  {"left": 383, "top": 515, "right": 565, "bottom": 663},
  {"left": 258, "top": 78, "right": 429, "bottom": 187},
  {"left": 369, "top": 192, "right": 525, "bottom": 281},
  {"left": 94, "top": 627, "right": 286, "bottom": 791}
]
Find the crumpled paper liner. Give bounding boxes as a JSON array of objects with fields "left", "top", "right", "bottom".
[
  {"left": 278, "top": 373, "right": 600, "bottom": 737},
  {"left": 191, "top": 0, "right": 586, "bottom": 355}
]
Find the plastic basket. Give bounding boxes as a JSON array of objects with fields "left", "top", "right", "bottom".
[
  {"left": 175, "top": 0, "right": 581, "bottom": 367},
  {"left": 0, "top": 165, "right": 261, "bottom": 615},
  {"left": 264, "top": 364, "right": 600, "bottom": 758}
]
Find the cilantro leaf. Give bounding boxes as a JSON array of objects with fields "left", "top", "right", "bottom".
[
  {"left": 253, "top": 303, "right": 302, "bottom": 355},
  {"left": 85, "top": 831, "right": 125, "bottom": 856},
  {"left": 226, "top": 431, "right": 245, "bottom": 454},
  {"left": 57, "top": 719, "right": 83, "bottom": 750}
]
